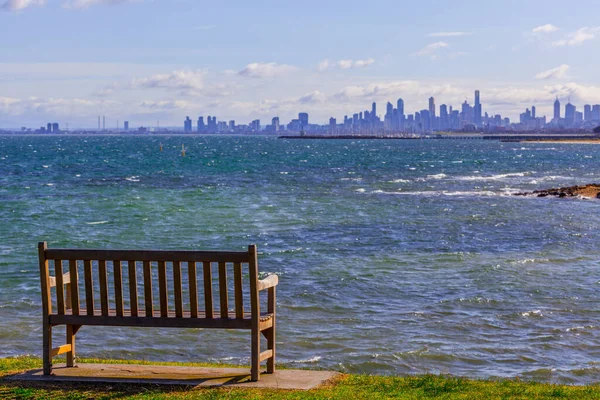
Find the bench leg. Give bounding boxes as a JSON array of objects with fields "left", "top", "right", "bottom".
[
  {"left": 251, "top": 327, "right": 260, "bottom": 382},
  {"left": 66, "top": 325, "right": 76, "bottom": 367},
  {"left": 42, "top": 322, "right": 52, "bottom": 375},
  {"left": 266, "top": 326, "right": 275, "bottom": 374}
]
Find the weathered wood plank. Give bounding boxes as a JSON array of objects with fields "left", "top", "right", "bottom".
[
  {"left": 158, "top": 261, "right": 168, "bottom": 317},
  {"left": 55, "top": 260, "right": 65, "bottom": 315},
  {"left": 46, "top": 249, "right": 250, "bottom": 263},
  {"left": 203, "top": 262, "right": 213, "bottom": 319},
  {"left": 143, "top": 261, "right": 153, "bottom": 317},
  {"left": 98, "top": 260, "right": 109, "bottom": 316},
  {"left": 68, "top": 260, "right": 80, "bottom": 316},
  {"left": 234, "top": 262, "right": 244, "bottom": 319},
  {"left": 267, "top": 285, "right": 276, "bottom": 373},
  {"left": 259, "top": 349, "right": 274, "bottom": 362},
  {"left": 50, "top": 344, "right": 72, "bottom": 357},
  {"left": 113, "top": 260, "right": 123, "bottom": 317},
  {"left": 173, "top": 261, "right": 183, "bottom": 318},
  {"left": 188, "top": 261, "right": 198, "bottom": 318},
  {"left": 83, "top": 260, "right": 94, "bottom": 316},
  {"left": 128, "top": 260, "right": 138, "bottom": 317},
  {"left": 50, "top": 312, "right": 254, "bottom": 329},
  {"left": 249, "top": 245, "right": 260, "bottom": 382},
  {"left": 218, "top": 262, "right": 228, "bottom": 319},
  {"left": 38, "top": 242, "right": 52, "bottom": 375}
]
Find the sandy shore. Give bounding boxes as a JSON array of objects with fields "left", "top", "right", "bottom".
[{"left": 514, "top": 184, "right": 600, "bottom": 198}]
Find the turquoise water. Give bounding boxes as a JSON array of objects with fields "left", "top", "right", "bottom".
[{"left": 1, "top": 135, "right": 600, "bottom": 383}]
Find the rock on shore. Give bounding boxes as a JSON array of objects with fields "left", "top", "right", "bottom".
[{"left": 514, "top": 184, "right": 600, "bottom": 198}]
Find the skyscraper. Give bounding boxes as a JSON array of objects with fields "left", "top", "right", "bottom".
[
  {"left": 531, "top": 106, "right": 536, "bottom": 119},
  {"left": 197, "top": 116, "right": 205, "bottom": 132},
  {"left": 272, "top": 117, "right": 280, "bottom": 132},
  {"left": 565, "top": 101, "right": 576, "bottom": 126},
  {"left": 439, "top": 104, "right": 448, "bottom": 130},
  {"left": 298, "top": 112, "right": 309, "bottom": 129},
  {"left": 584, "top": 105, "right": 592, "bottom": 121},
  {"left": 184, "top": 116, "right": 193, "bottom": 132},
  {"left": 554, "top": 97, "right": 561, "bottom": 120},
  {"left": 474, "top": 90, "right": 482, "bottom": 126},
  {"left": 428, "top": 97, "right": 436, "bottom": 118},
  {"left": 124, "top": 121, "right": 129, "bottom": 131}
]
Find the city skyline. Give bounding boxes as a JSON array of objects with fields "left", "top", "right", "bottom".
[{"left": 2, "top": 1, "right": 600, "bottom": 128}]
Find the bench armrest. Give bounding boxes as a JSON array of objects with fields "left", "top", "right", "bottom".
[{"left": 258, "top": 274, "right": 278, "bottom": 291}]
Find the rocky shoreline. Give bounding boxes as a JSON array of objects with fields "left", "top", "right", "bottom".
[{"left": 514, "top": 184, "right": 600, "bottom": 199}]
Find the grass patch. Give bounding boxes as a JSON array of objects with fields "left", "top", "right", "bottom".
[{"left": 2, "top": 356, "right": 600, "bottom": 399}]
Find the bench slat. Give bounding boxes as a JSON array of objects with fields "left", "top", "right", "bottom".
[
  {"left": 98, "top": 260, "right": 109, "bottom": 316},
  {"left": 55, "top": 260, "right": 65, "bottom": 315},
  {"left": 158, "top": 261, "right": 168, "bottom": 317},
  {"left": 114, "top": 260, "right": 123, "bottom": 317},
  {"left": 49, "top": 311, "right": 259, "bottom": 329},
  {"left": 84, "top": 260, "right": 94, "bottom": 316},
  {"left": 234, "top": 262, "right": 244, "bottom": 319},
  {"left": 173, "top": 261, "right": 183, "bottom": 318},
  {"left": 203, "top": 262, "right": 213, "bottom": 319},
  {"left": 218, "top": 262, "right": 228, "bottom": 319},
  {"left": 45, "top": 249, "right": 250, "bottom": 263},
  {"left": 143, "top": 261, "right": 153, "bottom": 317},
  {"left": 69, "top": 260, "right": 80, "bottom": 316},
  {"left": 188, "top": 261, "right": 198, "bottom": 318},
  {"left": 128, "top": 260, "right": 138, "bottom": 317}
]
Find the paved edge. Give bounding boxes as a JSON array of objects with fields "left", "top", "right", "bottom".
[{"left": 8, "top": 363, "right": 340, "bottom": 390}]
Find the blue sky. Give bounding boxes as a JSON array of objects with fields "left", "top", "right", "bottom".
[{"left": 1, "top": 0, "right": 600, "bottom": 128}]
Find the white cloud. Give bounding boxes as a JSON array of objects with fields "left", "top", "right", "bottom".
[
  {"left": 413, "top": 42, "right": 448, "bottom": 58},
  {"left": 1, "top": 0, "right": 44, "bottom": 11},
  {"left": 317, "top": 58, "right": 375, "bottom": 71},
  {"left": 297, "top": 90, "right": 326, "bottom": 104},
  {"left": 535, "top": 64, "right": 570, "bottom": 80},
  {"left": 238, "top": 62, "right": 297, "bottom": 78},
  {"left": 552, "top": 27, "right": 600, "bottom": 46},
  {"left": 427, "top": 32, "right": 472, "bottom": 37},
  {"left": 532, "top": 24, "right": 559, "bottom": 34},
  {"left": 130, "top": 69, "right": 206, "bottom": 92}
]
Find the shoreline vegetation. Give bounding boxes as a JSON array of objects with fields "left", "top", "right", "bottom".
[
  {"left": 2, "top": 357, "right": 600, "bottom": 399},
  {"left": 514, "top": 184, "right": 600, "bottom": 199}
]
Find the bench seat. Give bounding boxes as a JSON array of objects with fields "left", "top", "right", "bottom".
[{"left": 50, "top": 310, "right": 274, "bottom": 329}]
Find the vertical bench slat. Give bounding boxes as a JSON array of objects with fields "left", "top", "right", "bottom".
[
  {"left": 158, "top": 261, "right": 168, "bottom": 317},
  {"left": 218, "top": 262, "right": 228, "bottom": 319},
  {"left": 173, "top": 261, "right": 183, "bottom": 318},
  {"left": 234, "top": 262, "right": 244, "bottom": 319},
  {"left": 188, "top": 261, "right": 198, "bottom": 318},
  {"left": 83, "top": 260, "right": 94, "bottom": 316},
  {"left": 114, "top": 261, "right": 123, "bottom": 317},
  {"left": 98, "top": 260, "right": 109, "bottom": 316},
  {"left": 203, "top": 261, "right": 213, "bottom": 319},
  {"left": 55, "top": 260, "right": 65, "bottom": 315},
  {"left": 128, "top": 260, "right": 138, "bottom": 317},
  {"left": 143, "top": 261, "right": 153, "bottom": 317},
  {"left": 69, "top": 260, "right": 80, "bottom": 316}
]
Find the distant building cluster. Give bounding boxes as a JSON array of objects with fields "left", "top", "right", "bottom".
[{"left": 180, "top": 91, "right": 600, "bottom": 135}]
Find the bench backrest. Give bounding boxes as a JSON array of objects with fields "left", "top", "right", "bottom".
[{"left": 38, "top": 242, "right": 260, "bottom": 320}]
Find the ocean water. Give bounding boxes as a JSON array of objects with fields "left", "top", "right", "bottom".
[{"left": 1, "top": 135, "right": 600, "bottom": 384}]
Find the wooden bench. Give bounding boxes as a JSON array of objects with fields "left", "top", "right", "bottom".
[{"left": 38, "top": 242, "right": 278, "bottom": 381}]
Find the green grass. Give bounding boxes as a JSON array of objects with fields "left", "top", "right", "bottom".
[{"left": 2, "top": 356, "right": 600, "bottom": 399}]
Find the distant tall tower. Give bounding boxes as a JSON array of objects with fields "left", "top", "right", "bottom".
[
  {"left": 474, "top": 90, "right": 482, "bottom": 126},
  {"left": 554, "top": 97, "right": 561, "bottom": 120},
  {"left": 102, "top": 116, "right": 106, "bottom": 130},
  {"left": 428, "top": 97, "right": 436, "bottom": 118},
  {"left": 298, "top": 112, "right": 309, "bottom": 129},
  {"left": 371, "top": 102, "right": 376, "bottom": 120},
  {"left": 397, "top": 98, "right": 404, "bottom": 116},
  {"left": 98, "top": 116, "right": 101, "bottom": 131},
  {"left": 531, "top": 106, "right": 536, "bottom": 119}
]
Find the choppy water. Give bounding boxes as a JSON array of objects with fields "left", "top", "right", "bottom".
[{"left": 1, "top": 135, "right": 600, "bottom": 384}]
